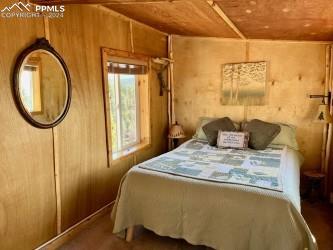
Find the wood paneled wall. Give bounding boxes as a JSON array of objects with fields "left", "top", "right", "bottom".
[
  {"left": 0, "top": 4, "right": 168, "bottom": 249},
  {"left": 173, "top": 36, "right": 329, "bottom": 170}
]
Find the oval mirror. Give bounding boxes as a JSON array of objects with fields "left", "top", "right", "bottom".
[{"left": 13, "top": 38, "right": 71, "bottom": 128}]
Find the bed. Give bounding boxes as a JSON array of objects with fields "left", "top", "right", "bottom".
[{"left": 111, "top": 139, "right": 317, "bottom": 250}]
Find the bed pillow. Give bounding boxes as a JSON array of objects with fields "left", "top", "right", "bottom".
[
  {"left": 217, "top": 131, "right": 249, "bottom": 149},
  {"left": 193, "top": 117, "right": 240, "bottom": 141},
  {"left": 243, "top": 119, "right": 281, "bottom": 150},
  {"left": 202, "top": 117, "right": 237, "bottom": 146},
  {"left": 269, "top": 123, "right": 299, "bottom": 150},
  {"left": 193, "top": 117, "right": 217, "bottom": 141}
]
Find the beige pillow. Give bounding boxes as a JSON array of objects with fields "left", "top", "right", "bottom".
[
  {"left": 193, "top": 117, "right": 240, "bottom": 141},
  {"left": 269, "top": 123, "right": 299, "bottom": 150},
  {"left": 242, "top": 121, "right": 299, "bottom": 150}
]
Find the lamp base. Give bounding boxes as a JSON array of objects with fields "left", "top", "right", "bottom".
[{"left": 172, "top": 138, "right": 179, "bottom": 149}]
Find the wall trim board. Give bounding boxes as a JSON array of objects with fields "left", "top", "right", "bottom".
[
  {"left": 172, "top": 35, "right": 333, "bottom": 45},
  {"left": 35, "top": 201, "right": 115, "bottom": 250},
  {"left": 52, "top": 127, "right": 62, "bottom": 234},
  {"left": 167, "top": 35, "right": 172, "bottom": 129},
  {"left": 245, "top": 41, "right": 250, "bottom": 61},
  {"left": 168, "top": 34, "right": 175, "bottom": 125},
  {"left": 130, "top": 20, "right": 134, "bottom": 53},
  {"left": 326, "top": 45, "right": 333, "bottom": 197},
  {"left": 330, "top": 47, "right": 333, "bottom": 198},
  {"left": 43, "top": 16, "right": 50, "bottom": 40},
  {"left": 322, "top": 45, "right": 332, "bottom": 196},
  {"left": 94, "top": 5, "right": 168, "bottom": 36}
]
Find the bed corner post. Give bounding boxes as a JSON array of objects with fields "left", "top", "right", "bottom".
[{"left": 125, "top": 226, "right": 134, "bottom": 242}]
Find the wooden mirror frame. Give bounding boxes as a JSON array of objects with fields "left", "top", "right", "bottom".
[{"left": 13, "top": 38, "right": 72, "bottom": 129}]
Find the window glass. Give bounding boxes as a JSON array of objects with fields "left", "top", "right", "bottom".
[
  {"left": 108, "top": 72, "right": 140, "bottom": 155},
  {"left": 120, "top": 74, "right": 138, "bottom": 147}
]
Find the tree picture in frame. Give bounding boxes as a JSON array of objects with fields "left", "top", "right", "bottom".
[{"left": 221, "top": 61, "right": 267, "bottom": 105}]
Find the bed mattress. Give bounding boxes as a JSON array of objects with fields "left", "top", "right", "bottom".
[{"left": 111, "top": 140, "right": 316, "bottom": 250}]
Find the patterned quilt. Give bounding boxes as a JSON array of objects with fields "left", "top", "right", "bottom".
[{"left": 139, "top": 139, "right": 286, "bottom": 191}]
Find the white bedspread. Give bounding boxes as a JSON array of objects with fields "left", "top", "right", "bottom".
[{"left": 111, "top": 140, "right": 317, "bottom": 250}]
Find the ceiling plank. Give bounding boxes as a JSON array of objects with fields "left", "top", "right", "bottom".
[{"left": 206, "top": 0, "right": 245, "bottom": 40}]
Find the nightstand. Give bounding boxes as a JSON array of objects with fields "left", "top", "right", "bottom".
[{"left": 303, "top": 171, "right": 325, "bottom": 203}]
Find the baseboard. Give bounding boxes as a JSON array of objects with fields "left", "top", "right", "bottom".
[
  {"left": 35, "top": 201, "right": 115, "bottom": 250},
  {"left": 330, "top": 192, "right": 333, "bottom": 204}
]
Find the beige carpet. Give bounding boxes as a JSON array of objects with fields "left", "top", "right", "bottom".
[{"left": 58, "top": 201, "right": 333, "bottom": 250}]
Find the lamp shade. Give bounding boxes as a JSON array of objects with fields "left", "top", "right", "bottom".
[
  {"left": 168, "top": 122, "right": 186, "bottom": 139},
  {"left": 314, "top": 104, "right": 333, "bottom": 123}
]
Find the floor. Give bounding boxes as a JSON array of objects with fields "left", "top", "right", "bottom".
[
  {"left": 302, "top": 201, "right": 333, "bottom": 250},
  {"left": 59, "top": 201, "right": 333, "bottom": 250}
]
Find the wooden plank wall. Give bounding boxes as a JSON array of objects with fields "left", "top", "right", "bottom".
[
  {"left": 0, "top": 3, "right": 168, "bottom": 249},
  {"left": 173, "top": 36, "right": 329, "bottom": 170}
]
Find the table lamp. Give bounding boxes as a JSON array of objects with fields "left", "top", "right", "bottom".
[{"left": 168, "top": 121, "right": 185, "bottom": 148}]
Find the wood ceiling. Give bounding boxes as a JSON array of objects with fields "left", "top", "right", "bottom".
[
  {"left": 31, "top": 0, "right": 333, "bottom": 41},
  {"left": 106, "top": 1, "right": 239, "bottom": 37},
  {"left": 215, "top": 0, "right": 333, "bottom": 41}
]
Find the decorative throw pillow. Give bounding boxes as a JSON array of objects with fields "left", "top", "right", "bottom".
[
  {"left": 193, "top": 117, "right": 240, "bottom": 141},
  {"left": 193, "top": 117, "right": 217, "bottom": 141},
  {"left": 217, "top": 131, "right": 249, "bottom": 149},
  {"left": 243, "top": 119, "right": 281, "bottom": 150},
  {"left": 202, "top": 117, "right": 237, "bottom": 146},
  {"left": 269, "top": 123, "right": 299, "bottom": 150}
]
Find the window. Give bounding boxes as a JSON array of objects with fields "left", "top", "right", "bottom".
[
  {"left": 19, "top": 63, "right": 42, "bottom": 114},
  {"left": 102, "top": 49, "right": 151, "bottom": 164}
]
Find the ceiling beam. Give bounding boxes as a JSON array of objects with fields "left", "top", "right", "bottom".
[
  {"left": 30, "top": 0, "right": 181, "bottom": 5},
  {"left": 206, "top": 0, "right": 246, "bottom": 40}
]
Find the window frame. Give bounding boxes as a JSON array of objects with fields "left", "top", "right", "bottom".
[{"left": 101, "top": 48, "right": 151, "bottom": 167}]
